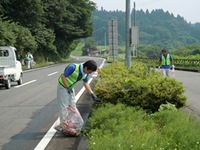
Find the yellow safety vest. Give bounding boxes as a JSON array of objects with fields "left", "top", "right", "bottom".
[
  {"left": 58, "top": 64, "right": 87, "bottom": 88},
  {"left": 162, "top": 54, "right": 170, "bottom": 65}
]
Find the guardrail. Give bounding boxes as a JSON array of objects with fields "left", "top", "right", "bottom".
[
  {"left": 134, "top": 57, "right": 200, "bottom": 67},
  {"left": 175, "top": 59, "right": 200, "bottom": 66},
  {"left": 133, "top": 57, "right": 200, "bottom": 72}
]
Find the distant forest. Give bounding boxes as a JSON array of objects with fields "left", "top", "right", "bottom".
[{"left": 92, "top": 8, "right": 200, "bottom": 49}]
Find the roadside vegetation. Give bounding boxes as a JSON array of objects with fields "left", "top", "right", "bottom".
[
  {"left": 84, "top": 61, "right": 200, "bottom": 150},
  {"left": 92, "top": 9, "right": 200, "bottom": 49},
  {"left": 0, "top": 1, "right": 96, "bottom": 62},
  {"left": 95, "top": 62, "right": 186, "bottom": 112},
  {"left": 86, "top": 103, "right": 200, "bottom": 150}
]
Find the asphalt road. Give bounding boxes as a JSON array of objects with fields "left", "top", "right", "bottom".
[
  {"left": 0, "top": 56, "right": 105, "bottom": 150},
  {"left": 174, "top": 69, "right": 200, "bottom": 121},
  {"left": 0, "top": 59, "right": 199, "bottom": 150}
]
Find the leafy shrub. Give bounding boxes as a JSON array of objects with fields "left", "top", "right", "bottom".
[
  {"left": 158, "top": 102, "right": 177, "bottom": 112},
  {"left": 95, "top": 61, "right": 186, "bottom": 112}
]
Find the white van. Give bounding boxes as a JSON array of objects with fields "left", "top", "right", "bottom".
[{"left": 0, "top": 46, "right": 23, "bottom": 89}]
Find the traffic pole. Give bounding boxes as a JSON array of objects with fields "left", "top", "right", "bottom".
[{"left": 125, "top": 0, "right": 131, "bottom": 68}]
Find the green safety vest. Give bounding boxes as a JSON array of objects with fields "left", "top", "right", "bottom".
[
  {"left": 58, "top": 64, "right": 87, "bottom": 88},
  {"left": 162, "top": 54, "right": 170, "bottom": 65},
  {"left": 25, "top": 54, "right": 30, "bottom": 61}
]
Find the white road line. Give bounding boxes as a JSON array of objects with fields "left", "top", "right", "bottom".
[
  {"left": 99, "top": 59, "right": 106, "bottom": 69},
  {"left": 34, "top": 59, "right": 106, "bottom": 150},
  {"left": 48, "top": 72, "right": 58, "bottom": 76},
  {"left": 34, "top": 78, "right": 93, "bottom": 150},
  {"left": 34, "top": 118, "right": 59, "bottom": 150},
  {"left": 92, "top": 72, "right": 98, "bottom": 77},
  {"left": 91, "top": 59, "right": 106, "bottom": 77},
  {"left": 14, "top": 80, "right": 37, "bottom": 88}
]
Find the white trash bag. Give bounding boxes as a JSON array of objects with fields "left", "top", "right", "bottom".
[{"left": 61, "top": 105, "right": 84, "bottom": 136}]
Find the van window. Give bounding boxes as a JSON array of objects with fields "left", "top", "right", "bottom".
[
  {"left": 14, "top": 49, "right": 20, "bottom": 60},
  {"left": 0, "top": 50, "right": 9, "bottom": 57}
]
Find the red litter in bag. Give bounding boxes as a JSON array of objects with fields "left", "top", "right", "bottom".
[{"left": 61, "top": 105, "right": 84, "bottom": 136}]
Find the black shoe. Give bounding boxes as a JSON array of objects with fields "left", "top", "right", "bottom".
[{"left": 54, "top": 125, "right": 63, "bottom": 132}]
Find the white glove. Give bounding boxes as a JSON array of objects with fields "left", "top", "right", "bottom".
[{"left": 172, "top": 65, "right": 175, "bottom": 68}]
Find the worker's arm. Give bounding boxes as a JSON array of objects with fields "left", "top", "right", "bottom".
[
  {"left": 61, "top": 74, "right": 69, "bottom": 88},
  {"left": 83, "top": 82, "right": 93, "bottom": 94}
]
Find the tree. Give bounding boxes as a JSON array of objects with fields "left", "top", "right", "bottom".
[
  {"left": 1, "top": 0, "right": 45, "bottom": 28},
  {"left": 92, "top": 9, "right": 200, "bottom": 49},
  {"left": 82, "top": 37, "right": 97, "bottom": 56},
  {"left": 0, "top": 18, "right": 37, "bottom": 57},
  {"left": 43, "top": 0, "right": 96, "bottom": 58},
  {"left": 0, "top": 0, "right": 96, "bottom": 61}
]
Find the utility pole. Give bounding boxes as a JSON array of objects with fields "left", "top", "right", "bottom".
[
  {"left": 133, "top": 2, "right": 136, "bottom": 26},
  {"left": 125, "top": 0, "right": 131, "bottom": 67},
  {"left": 131, "top": 2, "right": 139, "bottom": 57}
]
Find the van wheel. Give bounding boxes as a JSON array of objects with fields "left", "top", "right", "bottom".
[
  {"left": 17, "top": 75, "right": 23, "bottom": 85},
  {"left": 5, "top": 79, "right": 11, "bottom": 89}
]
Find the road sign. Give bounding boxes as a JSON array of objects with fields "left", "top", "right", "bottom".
[{"left": 108, "top": 18, "right": 118, "bottom": 56}]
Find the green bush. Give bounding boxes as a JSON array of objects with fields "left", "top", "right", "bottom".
[
  {"left": 95, "top": 61, "right": 186, "bottom": 112},
  {"left": 86, "top": 103, "right": 200, "bottom": 150}
]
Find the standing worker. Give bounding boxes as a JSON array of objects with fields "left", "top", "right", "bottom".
[
  {"left": 29, "top": 52, "right": 34, "bottom": 69},
  {"left": 55, "top": 60, "right": 100, "bottom": 134},
  {"left": 24, "top": 51, "right": 31, "bottom": 69},
  {"left": 158, "top": 48, "right": 175, "bottom": 77}
]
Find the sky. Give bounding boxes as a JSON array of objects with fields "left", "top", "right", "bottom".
[{"left": 91, "top": 0, "right": 200, "bottom": 23}]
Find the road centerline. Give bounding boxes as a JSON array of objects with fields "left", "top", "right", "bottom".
[
  {"left": 48, "top": 72, "right": 58, "bottom": 76},
  {"left": 14, "top": 80, "right": 37, "bottom": 88}
]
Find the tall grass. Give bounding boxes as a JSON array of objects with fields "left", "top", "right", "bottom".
[{"left": 86, "top": 103, "right": 200, "bottom": 150}]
